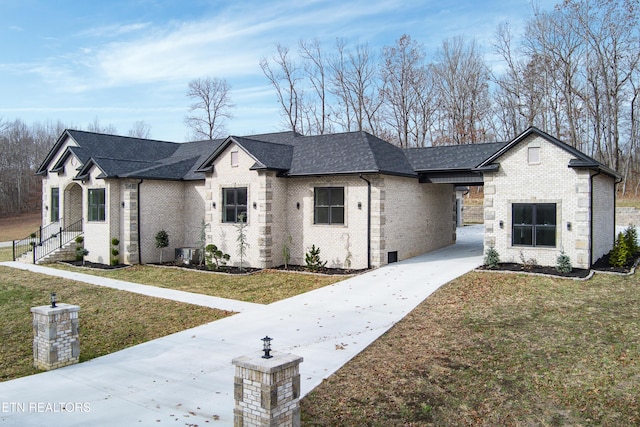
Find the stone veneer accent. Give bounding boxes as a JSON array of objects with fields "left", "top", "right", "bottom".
[
  {"left": 232, "top": 351, "right": 303, "bottom": 427},
  {"left": 31, "top": 303, "right": 80, "bottom": 370},
  {"left": 122, "top": 181, "right": 140, "bottom": 264}
]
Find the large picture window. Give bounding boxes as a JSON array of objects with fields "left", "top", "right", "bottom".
[
  {"left": 88, "top": 189, "right": 106, "bottom": 222},
  {"left": 512, "top": 203, "right": 556, "bottom": 247},
  {"left": 222, "top": 187, "right": 247, "bottom": 223},
  {"left": 314, "top": 187, "right": 344, "bottom": 225},
  {"left": 50, "top": 187, "right": 59, "bottom": 222}
]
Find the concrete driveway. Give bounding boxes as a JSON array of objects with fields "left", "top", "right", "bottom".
[{"left": 0, "top": 225, "right": 484, "bottom": 426}]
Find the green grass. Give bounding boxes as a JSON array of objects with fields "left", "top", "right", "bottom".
[
  {"left": 0, "top": 266, "right": 232, "bottom": 382},
  {"left": 301, "top": 271, "right": 640, "bottom": 426},
  {"left": 0, "top": 247, "right": 11, "bottom": 262},
  {"left": 50, "top": 264, "right": 345, "bottom": 304}
]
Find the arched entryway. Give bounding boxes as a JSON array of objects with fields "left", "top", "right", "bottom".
[{"left": 63, "top": 182, "right": 83, "bottom": 228}]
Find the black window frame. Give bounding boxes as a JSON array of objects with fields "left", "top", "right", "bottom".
[
  {"left": 87, "top": 188, "right": 106, "bottom": 222},
  {"left": 222, "top": 187, "right": 248, "bottom": 223},
  {"left": 50, "top": 187, "right": 60, "bottom": 223},
  {"left": 512, "top": 203, "right": 556, "bottom": 247},
  {"left": 314, "top": 187, "right": 345, "bottom": 225}
]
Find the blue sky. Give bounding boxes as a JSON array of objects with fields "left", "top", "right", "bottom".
[{"left": 0, "top": 0, "right": 556, "bottom": 142}]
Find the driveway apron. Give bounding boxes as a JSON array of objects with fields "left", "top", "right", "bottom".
[{"left": 0, "top": 225, "right": 483, "bottom": 426}]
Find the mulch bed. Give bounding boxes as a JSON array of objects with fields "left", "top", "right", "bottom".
[
  {"left": 478, "top": 253, "right": 639, "bottom": 278},
  {"left": 271, "top": 265, "right": 367, "bottom": 275},
  {"left": 61, "top": 260, "right": 129, "bottom": 270},
  {"left": 478, "top": 262, "right": 591, "bottom": 278},
  {"left": 155, "top": 261, "right": 260, "bottom": 274}
]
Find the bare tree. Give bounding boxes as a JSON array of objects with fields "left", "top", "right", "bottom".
[
  {"left": 185, "top": 77, "right": 234, "bottom": 140},
  {"left": 260, "top": 44, "right": 304, "bottom": 134},
  {"left": 299, "top": 39, "right": 330, "bottom": 134},
  {"left": 380, "top": 34, "right": 428, "bottom": 147},
  {"left": 128, "top": 120, "right": 152, "bottom": 139},
  {"left": 432, "top": 36, "right": 492, "bottom": 145},
  {"left": 329, "top": 40, "right": 384, "bottom": 135},
  {"left": 86, "top": 117, "right": 118, "bottom": 134}
]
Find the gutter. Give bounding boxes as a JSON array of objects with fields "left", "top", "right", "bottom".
[{"left": 358, "top": 174, "right": 372, "bottom": 269}]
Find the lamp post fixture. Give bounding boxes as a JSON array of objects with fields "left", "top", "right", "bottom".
[
  {"left": 261, "top": 336, "right": 273, "bottom": 359},
  {"left": 50, "top": 292, "right": 57, "bottom": 308}
]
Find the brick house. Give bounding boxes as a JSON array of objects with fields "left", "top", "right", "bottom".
[{"left": 31, "top": 126, "right": 619, "bottom": 270}]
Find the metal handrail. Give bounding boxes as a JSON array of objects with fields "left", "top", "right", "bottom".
[{"left": 12, "top": 218, "right": 83, "bottom": 263}]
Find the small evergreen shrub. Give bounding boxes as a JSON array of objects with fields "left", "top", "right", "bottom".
[
  {"left": 484, "top": 247, "right": 500, "bottom": 269},
  {"left": 556, "top": 251, "right": 572, "bottom": 274},
  {"left": 205, "top": 244, "right": 230, "bottom": 270},
  {"left": 623, "top": 224, "right": 638, "bottom": 256},
  {"left": 305, "top": 245, "right": 327, "bottom": 272},
  {"left": 609, "top": 232, "right": 629, "bottom": 267},
  {"left": 111, "top": 238, "right": 120, "bottom": 265}
]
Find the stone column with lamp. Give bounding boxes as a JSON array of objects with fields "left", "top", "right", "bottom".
[
  {"left": 232, "top": 336, "right": 303, "bottom": 427},
  {"left": 31, "top": 292, "right": 80, "bottom": 370}
]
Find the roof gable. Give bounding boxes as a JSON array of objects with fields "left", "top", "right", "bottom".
[{"left": 476, "top": 127, "right": 620, "bottom": 178}]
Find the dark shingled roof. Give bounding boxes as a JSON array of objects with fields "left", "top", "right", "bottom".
[
  {"left": 39, "top": 126, "right": 616, "bottom": 183},
  {"left": 405, "top": 142, "right": 508, "bottom": 172},
  {"left": 286, "top": 131, "right": 416, "bottom": 177}
]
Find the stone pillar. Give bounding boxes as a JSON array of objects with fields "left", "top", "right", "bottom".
[
  {"left": 232, "top": 351, "right": 303, "bottom": 427},
  {"left": 31, "top": 303, "right": 80, "bottom": 370}
]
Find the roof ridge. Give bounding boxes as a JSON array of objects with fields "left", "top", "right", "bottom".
[{"left": 66, "top": 129, "right": 179, "bottom": 145}]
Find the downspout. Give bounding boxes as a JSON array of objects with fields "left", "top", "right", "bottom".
[
  {"left": 589, "top": 170, "right": 601, "bottom": 267},
  {"left": 137, "top": 179, "right": 143, "bottom": 265},
  {"left": 358, "top": 174, "right": 372, "bottom": 269}
]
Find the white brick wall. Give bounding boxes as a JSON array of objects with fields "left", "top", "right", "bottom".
[
  {"left": 484, "top": 134, "right": 615, "bottom": 269},
  {"left": 380, "top": 176, "right": 455, "bottom": 264},
  {"left": 139, "top": 180, "right": 187, "bottom": 264},
  {"left": 592, "top": 173, "right": 615, "bottom": 263}
]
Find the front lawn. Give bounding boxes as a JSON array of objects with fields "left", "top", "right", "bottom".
[
  {"left": 0, "top": 266, "right": 232, "bottom": 382},
  {"left": 301, "top": 271, "right": 640, "bottom": 426},
  {"left": 51, "top": 264, "right": 345, "bottom": 304}
]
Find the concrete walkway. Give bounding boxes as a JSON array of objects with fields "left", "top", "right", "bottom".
[
  {"left": 0, "top": 262, "right": 262, "bottom": 313},
  {"left": 0, "top": 226, "right": 484, "bottom": 426}
]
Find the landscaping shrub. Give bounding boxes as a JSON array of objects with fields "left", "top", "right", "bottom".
[
  {"left": 556, "top": 251, "right": 572, "bottom": 273},
  {"left": 623, "top": 224, "right": 638, "bottom": 256},
  {"left": 305, "top": 245, "right": 327, "bottom": 272},
  {"left": 205, "top": 244, "right": 230, "bottom": 270},
  {"left": 484, "top": 246, "right": 500, "bottom": 269},
  {"left": 609, "top": 232, "right": 629, "bottom": 267},
  {"left": 155, "top": 230, "right": 169, "bottom": 263}
]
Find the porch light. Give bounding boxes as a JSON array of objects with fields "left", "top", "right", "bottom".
[
  {"left": 358, "top": 202, "right": 362, "bottom": 209},
  {"left": 122, "top": 201, "right": 125, "bottom": 208},
  {"left": 212, "top": 202, "right": 216, "bottom": 209},
  {"left": 296, "top": 202, "right": 300, "bottom": 210},
  {"left": 50, "top": 292, "right": 57, "bottom": 308},
  {"left": 499, "top": 220, "right": 504, "bottom": 229},
  {"left": 567, "top": 222, "right": 572, "bottom": 231},
  {"left": 261, "top": 336, "right": 273, "bottom": 359},
  {"left": 253, "top": 202, "right": 257, "bottom": 209}
]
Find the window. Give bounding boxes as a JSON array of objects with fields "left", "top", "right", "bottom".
[
  {"left": 222, "top": 187, "right": 247, "bottom": 222},
  {"left": 528, "top": 147, "right": 540, "bottom": 164},
  {"left": 88, "top": 189, "right": 106, "bottom": 222},
  {"left": 314, "top": 187, "right": 344, "bottom": 225},
  {"left": 50, "top": 187, "right": 59, "bottom": 222},
  {"left": 512, "top": 203, "right": 556, "bottom": 247},
  {"left": 230, "top": 151, "right": 239, "bottom": 167}
]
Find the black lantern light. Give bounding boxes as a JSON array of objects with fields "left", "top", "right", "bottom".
[
  {"left": 50, "top": 292, "right": 57, "bottom": 308},
  {"left": 261, "top": 335, "right": 273, "bottom": 359}
]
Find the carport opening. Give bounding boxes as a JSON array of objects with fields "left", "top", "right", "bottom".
[{"left": 388, "top": 251, "right": 398, "bottom": 264}]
